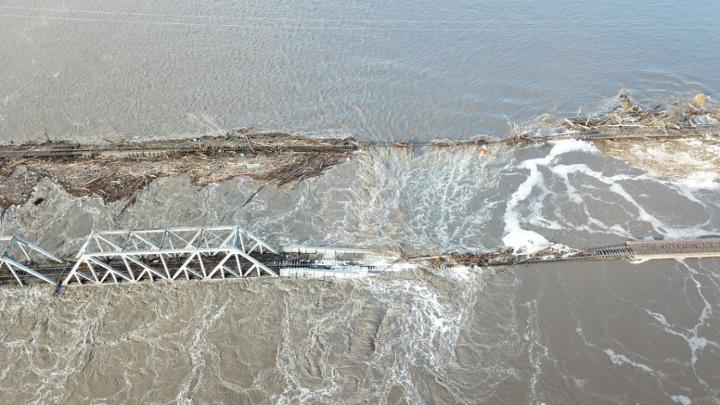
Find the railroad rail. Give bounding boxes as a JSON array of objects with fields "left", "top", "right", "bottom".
[
  {"left": 509, "top": 238, "right": 720, "bottom": 265},
  {"left": 521, "top": 125, "right": 720, "bottom": 143},
  {"left": 0, "top": 143, "right": 359, "bottom": 159},
  {"left": 0, "top": 226, "right": 394, "bottom": 289},
  {"left": 1, "top": 125, "right": 718, "bottom": 159},
  {"left": 2, "top": 225, "right": 719, "bottom": 290}
]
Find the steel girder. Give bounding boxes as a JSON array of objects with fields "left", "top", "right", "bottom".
[
  {"left": 0, "top": 236, "right": 64, "bottom": 286},
  {"left": 62, "top": 226, "right": 279, "bottom": 285}
]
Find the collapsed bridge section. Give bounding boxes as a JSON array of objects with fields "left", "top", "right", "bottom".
[
  {"left": 0, "top": 225, "right": 394, "bottom": 288},
  {"left": 64, "top": 226, "right": 281, "bottom": 285},
  {"left": 0, "top": 235, "right": 65, "bottom": 286},
  {"left": 0, "top": 226, "right": 283, "bottom": 287},
  {"left": 2, "top": 226, "right": 720, "bottom": 289}
]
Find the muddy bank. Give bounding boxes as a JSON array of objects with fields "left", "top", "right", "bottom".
[{"left": 0, "top": 130, "right": 355, "bottom": 209}]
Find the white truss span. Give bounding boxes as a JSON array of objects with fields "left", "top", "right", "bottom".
[
  {"left": 1, "top": 236, "right": 64, "bottom": 286},
  {"left": 62, "top": 226, "right": 279, "bottom": 285},
  {"left": 4, "top": 225, "right": 717, "bottom": 289}
]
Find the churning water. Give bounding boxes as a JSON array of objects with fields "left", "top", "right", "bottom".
[{"left": 1, "top": 0, "right": 720, "bottom": 403}]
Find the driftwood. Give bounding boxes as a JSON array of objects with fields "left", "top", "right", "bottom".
[
  {"left": 562, "top": 91, "right": 719, "bottom": 132},
  {"left": 2, "top": 92, "right": 719, "bottom": 210},
  {"left": 415, "top": 245, "right": 581, "bottom": 270},
  {"left": 0, "top": 131, "right": 356, "bottom": 209}
]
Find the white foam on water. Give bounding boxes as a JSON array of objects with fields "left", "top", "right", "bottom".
[
  {"left": 573, "top": 315, "right": 707, "bottom": 404},
  {"left": 671, "top": 394, "right": 692, "bottom": 405},
  {"left": 642, "top": 260, "right": 719, "bottom": 375},
  {"left": 503, "top": 138, "right": 720, "bottom": 249},
  {"left": 503, "top": 139, "right": 597, "bottom": 253},
  {"left": 604, "top": 349, "right": 655, "bottom": 373},
  {"left": 602, "top": 138, "right": 720, "bottom": 196},
  {"left": 671, "top": 171, "right": 720, "bottom": 191},
  {"left": 640, "top": 139, "right": 720, "bottom": 181},
  {"left": 253, "top": 146, "right": 508, "bottom": 255},
  {"left": 524, "top": 298, "right": 550, "bottom": 404},
  {"left": 274, "top": 269, "right": 498, "bottom": 404},
  {"left": 0, "top": 288, "right": 117, "bottom": 404}
]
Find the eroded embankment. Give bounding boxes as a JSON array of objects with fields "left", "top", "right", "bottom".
[
  {"left": 0, "top": 130, "right": 356, "bottom": 209},
  {"left": 510, "top": 92, "right": 720, "bottom": 180},
  {"left": 1, "top": 92, "right": 719, "bottom": 210}
]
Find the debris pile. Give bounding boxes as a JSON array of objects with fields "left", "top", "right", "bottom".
[
  {"left": 558, "top": 92, "right": 720, "bottom": 180},
  {"left": 427, "top": 135, "right": 491, "bottom": 147},
  {"left": 562, "top": 91, "right": 719, "bottom": 132},
  {"left": 416, "top": 245, "right": 579, "bottom": 269},
  {"left": 2, "top": 91, "right": 719, "bottom": 210},
  {"left": 0, "top": 130, "right": 356, "bottom": 209},
  {"left": 438, "top": 250, "right": 516, "bottom": 267}
]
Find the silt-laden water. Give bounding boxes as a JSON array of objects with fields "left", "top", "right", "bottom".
[{"left": 1, "top": 0, "right": 720, "bottom": 403}]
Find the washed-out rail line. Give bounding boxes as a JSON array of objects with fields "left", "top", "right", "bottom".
[
  {"left": 1, "top": 125, "right": 718, "bottom": 159},
  {"left": 2, "top": 226, "right": 719, "bottom": 291},
  {"left": 522, "top": 125, "right": 720, "bottom": 142},
  {"left": 0, "top": 144, "right": 359, "bottom": 159}
]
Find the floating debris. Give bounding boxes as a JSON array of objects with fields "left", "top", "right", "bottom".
[
  {"left": 691, "top": 93, "right": 708, "bottom": 109},
  {"left": 594, "top": 137, "right": 720, "bottom": 181},
  {"left": 0, "top": 131, "right": 357, "bottom": 209},
  {"left": 562, "top": 91, "right": 719, "bottom": 132},
  {"left": 2, "top": 93, "right": 719, "bottom": 210},
  {"left": 416, "top": 244, "right": 578, "bottom": 269}
]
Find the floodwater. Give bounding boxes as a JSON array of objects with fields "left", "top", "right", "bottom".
[{"left": 1, "top": 0, "right": 720, "bottom": 404}]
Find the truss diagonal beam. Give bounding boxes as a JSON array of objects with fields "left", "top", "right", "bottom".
[
  {"left": 0, "top": 236, "right": 64, "bottom": 286},
  {"left": 60, "top": 225, "right": 279, "bottom": 285}
]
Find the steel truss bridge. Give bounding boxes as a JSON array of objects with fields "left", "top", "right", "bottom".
[
  {"left": 0, "top": 226, "right": 364, "bottom": 289},
  {"left": 2, "top": 226, "right": 720, "bottom": 289}
]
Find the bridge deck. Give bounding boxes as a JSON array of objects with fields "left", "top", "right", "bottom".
[
  {"left": 3, "top": 237, "right": 719, "bottom": 289},
  {"left": 0, "top": 253, "right": 342, "bottom": 287}
]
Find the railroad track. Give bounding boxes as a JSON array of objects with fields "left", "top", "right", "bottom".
[
  {"left": 0, "top": 144, "right": 359, "bottom": 159},
  {"left": 1, "top": 125, "right": 718, "bottom": 159},
  {"left": 3, "top": 229, "right": 719, "bottom": 290},
  {"left": 524, "top": 125, "right": 720, "bottom": 142},
  {"left": 495, "top": 239, "right": 720, "bottom": 267}
]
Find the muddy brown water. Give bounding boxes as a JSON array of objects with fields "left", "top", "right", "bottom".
[{"left": 1, "top": 0, "right": 720, "bottom": 404}]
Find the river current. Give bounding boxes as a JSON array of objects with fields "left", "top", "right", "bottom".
[{"left": 1, "top": 1, "right": 719, "bottom": 404}]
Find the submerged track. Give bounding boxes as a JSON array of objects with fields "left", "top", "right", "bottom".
[
  {"left": 2, "top": 227, "right": 719, "bottom": 290},
  {"left": 1, "top": 125, "right": 718, "bottom": 159}
]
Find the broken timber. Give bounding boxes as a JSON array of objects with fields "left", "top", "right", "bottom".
[
  {"left": 513, "top": 125, "right": 720, "bottom": 144},
  {"left": 0, "top": 131, "right": 358, "bottom": 159},
  {"left": 1, "top": 125, "right": 719, "bottom": 160},
  {"left": 2, "top": 126, "right": 719, "bottom": 210},
  {"left": 2, "top": 225, "right": 719, "bottom": 289}
]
